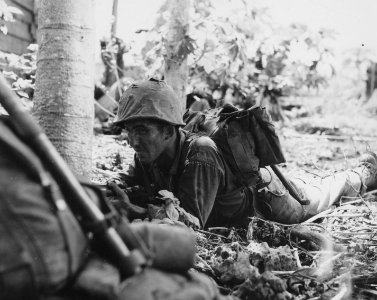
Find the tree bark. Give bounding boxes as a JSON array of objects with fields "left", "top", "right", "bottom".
[
  {"left": 33, "top": 0, "right": 95, "bottom": 178},
  {"left": 111, "top": 0, "right": 118, "bottom": 37},
  {"left": 163, "top": 0, "right": 190, "bottom": 112}
]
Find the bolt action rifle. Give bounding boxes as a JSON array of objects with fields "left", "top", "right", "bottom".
[{"left": 0, "top": 74, "right": 150, "bottom": 278}]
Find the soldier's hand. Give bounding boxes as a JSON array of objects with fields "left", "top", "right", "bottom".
[{"left": 107, "top": 181, "right": 147, "bottom": 219}]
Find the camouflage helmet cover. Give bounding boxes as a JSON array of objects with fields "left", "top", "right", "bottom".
[{"left": 114, "top": 78, "right": 185, "bottom": 126}]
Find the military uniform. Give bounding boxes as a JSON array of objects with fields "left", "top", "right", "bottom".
[
  {"left": 115, "top": 78, "right": 376, "bottom": 229},
  {"left": 123, "top": 129, "right": 369, "bottom": 228},
  {"left": 125, "top": 129, "right": 254, "bottom": 228}
]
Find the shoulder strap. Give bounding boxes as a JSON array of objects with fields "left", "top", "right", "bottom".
[
  {"left": 172, "top": 131, "right": 198, "bottom": 193},
  {"left": 248, "top": 106, "right": 286, "bottom": 166}
]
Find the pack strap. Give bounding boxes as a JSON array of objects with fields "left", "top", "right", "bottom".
[{"left": 225, "top": 120, "right": 259, "bottom": 187}]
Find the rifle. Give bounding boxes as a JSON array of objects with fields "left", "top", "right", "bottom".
[
  {"left": 0, "top": 74, "right": 149, "bottom": 278},
  {"left": 270, "top": 165, "right": 310, "bottom": 205}
]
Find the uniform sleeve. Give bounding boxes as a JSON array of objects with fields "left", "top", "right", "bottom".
[{"left": 176, "top": 137, "right": 225, "bottom": 227}]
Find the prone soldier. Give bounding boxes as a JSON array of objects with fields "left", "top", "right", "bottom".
[{"left": 111, "top": 78, "right": 377, "bottom": 228}]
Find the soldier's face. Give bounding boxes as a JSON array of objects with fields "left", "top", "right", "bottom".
[{"left": 125, "top": 120, "right": 168, "bottom": 164}]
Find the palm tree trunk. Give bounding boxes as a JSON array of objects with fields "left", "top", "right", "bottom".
[
  {"left": 33, "top": 0, "right": 95, "bottom": 178},
  {"left": 164, "top": 0, "right": 190, "bottom": 112}
]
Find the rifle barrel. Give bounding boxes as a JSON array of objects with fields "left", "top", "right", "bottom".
[{"left": 270, "top": 165, "right": 310, "bottom": 205}]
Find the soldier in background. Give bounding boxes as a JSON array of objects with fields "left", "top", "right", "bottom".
[{"left": 366, "top": 62, "right": 377, "bottom": 99}]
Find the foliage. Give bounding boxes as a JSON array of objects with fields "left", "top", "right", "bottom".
[
  {"left": 342, "top": 47, "right": 376, "bottom": 76},
  {"left": 0, "top": 44, "right": 37, "bottom": 101},
  {"left": 93, "top": 116, "right": 377, "bottom": 299},
  {"left": 0, "top": 0, "right": 35, "bottom": 102},
  {"left": 140, "top": 0, "right": 336, "bottom": 108},
  {"left": 0, "top": 0, "right": 23, "bottom": 35},
  {"left": 342, "top": 48, "right": 376, "bottom": 98}
]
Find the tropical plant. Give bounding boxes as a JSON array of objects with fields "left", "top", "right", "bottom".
[
  {"left": 139, "top": 0, "right": 336, "bottom": 112},
  {"left": 0, "top": 0, "right": 22, "bottom": 35},
  {"left": 0, "top": 0, "right": 34, "bottom": 102},
  {"left": 0, "top": 44, "right": 37, "bottom": 104}
]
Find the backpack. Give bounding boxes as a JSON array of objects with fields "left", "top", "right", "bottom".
[
  {"left": 183, "top": 104, "right": 286, "bottom": 188},
  {"left": 0, "top": 119, "right": 89, "bottom": 299}
]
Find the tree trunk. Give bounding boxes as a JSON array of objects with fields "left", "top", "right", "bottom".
[
  {"left": 33, "top": 0, "right": 95, "bottom": 178},
  {"left": 163, "top": 0, "right": 190, "bottom": 112},
  {"left": 111, "top": 0, "right": 118, "bottom": 37}
]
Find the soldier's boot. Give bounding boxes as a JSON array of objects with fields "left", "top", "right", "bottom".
[{"left": 357, "top": 151, "right": 377, "bottom": 192}]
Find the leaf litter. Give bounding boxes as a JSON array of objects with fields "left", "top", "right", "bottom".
[{"left": 92, "top": 127, "right": 377, "bottom": 300}]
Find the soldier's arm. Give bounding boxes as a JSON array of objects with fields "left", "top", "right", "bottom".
[{"left": 176, "top": 137, "right": 225, "bottom": 227}]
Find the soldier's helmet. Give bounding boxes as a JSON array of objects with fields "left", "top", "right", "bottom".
[{"left": 113, "top": 78, "right": 185, "bottom": 126}]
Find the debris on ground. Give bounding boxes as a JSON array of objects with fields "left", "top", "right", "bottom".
[{"left": 92, "top": 129, "right": 377, "bottom": 300}]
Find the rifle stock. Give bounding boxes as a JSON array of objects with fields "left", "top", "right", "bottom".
[
  {"left": 0, "top": 74, "right": 147, "bottom": 278},
  {"left": 270, "top": 165, "right": 310, "bottom": 205}
]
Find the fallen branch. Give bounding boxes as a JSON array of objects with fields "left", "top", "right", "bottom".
[
  {"left": 353, "top": 274, "right": 377, "bottom": 285},
  {"left": 94, "top": 100, "right": 116, "bottom": 117},
  {"left": 364, "top": 189, "right": 377, "bottom": 196},
  {"left": 289, "top": 225, "right": 346, "bottom": 252},
  {"left": 196, "top": 229, "right": 231, "bottom": 240},
  {"left": 304, "top": 201, "right": 371, "bottom": 223},
  {"left": 335, "top": 204, "right": 368, "bottom": 211},
  {"left": 363, "top": 219, "right": 377, "bottom": 226},
  {"left": 104, "top": 92, "right": 119, "bottom": 107},
  {"left": 94, "top": 168, "right": 119, "bottom": 177},
  {"left": 334, "top": 229, "right": 377, "bottom": 236},
  {"left": 283, "top": 133, "right": 377, "bottom": 142},
  {"left": 271, "top": 270, "right": 295, "bottom": 276},
  {"left": 339, "top": 198, "right": 363, "bottom": 205},
  {"left": 303, "top": 208, "right": 333, "bottom": 223},
  {"left": 325, "top": 213, "right": 366, "bottom": 218}
]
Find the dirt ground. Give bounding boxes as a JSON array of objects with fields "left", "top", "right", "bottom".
[{"left": 92, "top": 95, "right": 377, "bottom": 299}]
